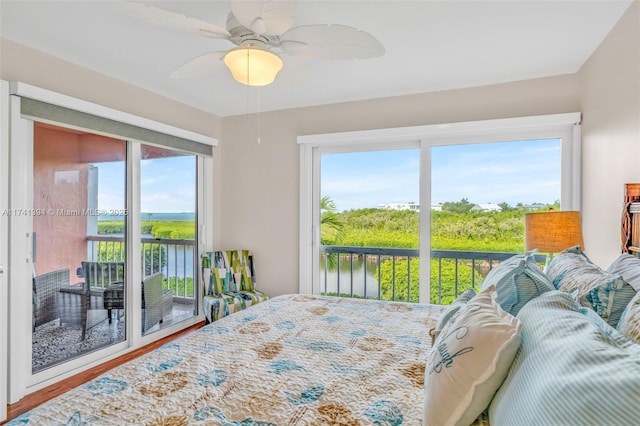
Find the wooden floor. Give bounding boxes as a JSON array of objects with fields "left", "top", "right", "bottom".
[{"left": 3, "top": 321, "right": 205, "bottom": 424}]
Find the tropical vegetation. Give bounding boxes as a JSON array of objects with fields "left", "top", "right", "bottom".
[{"left": 321, "top": 198, "right": 558, "bottom": 304}]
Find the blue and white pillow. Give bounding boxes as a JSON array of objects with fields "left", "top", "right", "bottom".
[
  {"left": 545, "top": 246, "right": 636, "bottom": 327},
  {"left": 617, "top": 291, "right": 640, "bottom": 344},
  {"left": 489, "top": 290, "right": 640, "bottom": 426},
  {"left": 480, "top": 251, "right": 553, "bottom": 316},
  {"left": 608, "top": 253, "right": 640, "bottom": 291},
  {"left": 606, "top": 253, "right": 640, "bottom": 343}
]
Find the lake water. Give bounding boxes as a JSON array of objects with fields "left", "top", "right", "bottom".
[
  {"left": 98, "top": 212, "right": 196, "bottom": 277},
  {"left": 321, "top": 257, "right": 380, "bottom": 298}
]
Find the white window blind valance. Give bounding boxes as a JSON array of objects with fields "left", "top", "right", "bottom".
[{"left": 11, "top": 82, "right": 217, "bottom": 157}]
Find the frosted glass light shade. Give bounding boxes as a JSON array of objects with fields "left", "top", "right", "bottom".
[
  {"left": 223, "top": 47, "right": 283, "bottom": 86},
  {"left": 525, "top": 211, "right": 584, "bottom": 253}
]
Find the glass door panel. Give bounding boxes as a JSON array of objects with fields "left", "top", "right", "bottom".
[
  {"left": 319, "top": 148, "right": 420, "bottom": 302},
  {"left": 32, "top": 122, "right": 126, "bottom": 373},
  {"left": 140, "top": 145, "right": 197, "bottom": 335},
  {"left": 430, "top": 138, "right": 561, "bottom": 304}
]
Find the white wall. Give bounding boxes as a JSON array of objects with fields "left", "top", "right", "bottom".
[
  {"left": 0, "top": 39, "right": 221, "bottom": 139},
  {"left": 578, "top": 0, "right": 640, "bottom": 267}
]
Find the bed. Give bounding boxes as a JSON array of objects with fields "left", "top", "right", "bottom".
[
  {"left": 10, "top": 294, "right": 452, "bottom": 425},
  {"left": 9, "top": 248, "right": 640, "bottom": 425}
]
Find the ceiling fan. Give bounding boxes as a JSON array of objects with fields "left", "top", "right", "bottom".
[{"left": 127, "top": 0, "right": 385, "bottom": 86}]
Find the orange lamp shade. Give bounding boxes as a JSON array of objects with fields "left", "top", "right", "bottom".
[{"left": 525, "top": 211, "right": 584, "bottom": 253}]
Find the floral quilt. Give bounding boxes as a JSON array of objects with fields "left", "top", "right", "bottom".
[{"left": 10, "top": 294, "right": 450, "bottom": 425}]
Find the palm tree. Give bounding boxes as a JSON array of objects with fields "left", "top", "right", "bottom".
[
  {"left": 320, "top": 196, "right": 344, "bottom": 244},
  {"left": 320, "top": 196, "right": 344, "bottom": 272}
]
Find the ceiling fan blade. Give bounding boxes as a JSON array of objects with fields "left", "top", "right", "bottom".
[
  {"left": 280, "top": 24, "right": 385, "bottom": 60},
  {"left": 122, "top": 1, "right": 230, "bottom": 39},
  {"left": 170, "top": 51, "right": 226, "bottom": 79},
  {"left": 230, "top": 0, "right": 297, "bottom": 36}
]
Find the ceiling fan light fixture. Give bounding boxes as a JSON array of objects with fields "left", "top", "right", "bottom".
[{"left": 223, "top": 46, "right": 283, "bottom": 86}]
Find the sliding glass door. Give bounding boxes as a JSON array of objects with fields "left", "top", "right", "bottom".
[
  {"left": 31, "top": 122, "right": 127, "bottom": 373},
  {"left": 6, "top": 84, "right": 215, "bottom": 405},
  {"left": 299, "top": 113, "right": 580, "bottom": 303}
]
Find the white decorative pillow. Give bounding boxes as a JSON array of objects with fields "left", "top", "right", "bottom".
[
  {"left": 430, "top": 289, "right": 477, "bottom": 344},
  {"left": 423, "top": 286, "right": 522, "bottom": 426}
]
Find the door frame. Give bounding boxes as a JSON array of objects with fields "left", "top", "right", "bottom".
[{"left": 1, "top": 80, "right": 9, "bottom": 423}]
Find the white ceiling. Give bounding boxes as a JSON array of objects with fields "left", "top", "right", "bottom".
[{"left": 0, "top": 0, "right": 633, "bottom": 117}]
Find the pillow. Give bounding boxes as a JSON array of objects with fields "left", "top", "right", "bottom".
[
  {"left": 545, "top": 246, "right": 636, "bottom": 327},
  {"left": 430, "top": 288, "right": 477, "bottom": 344},
  {"left": 480, "top": 251, "right": 553, "bottom": 316},
  {"left": 489, "top": 290, "right": 640, "bottom": 426},
  {"left": 617, "top": 291, "right": 640, "bottom": 344},
  {"left": 608, "top": 253, "right": 640, "bottom": 291},
  {"left": 423, "top": 286, "right": 522, "bottom": 426}
]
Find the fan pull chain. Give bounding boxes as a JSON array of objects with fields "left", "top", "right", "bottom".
[
  {"left": 257, "top": 87, "right": 262, "bottom": 144},
  {"left": 243, "top": 47, "right": 261, "bottom": 144}
]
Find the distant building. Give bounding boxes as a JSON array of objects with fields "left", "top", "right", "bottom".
[
  {"left": 470, "top": 203, "right": 502, "bottom": 212},
  {"left": 379, "top": 202, "right": 420, "bottom": 212},
  {"left": 525, "top": 203, "right": 546, "bottom": 210},
  {"left": 431, "top": 203, "right": 443, "bottom": 211}
]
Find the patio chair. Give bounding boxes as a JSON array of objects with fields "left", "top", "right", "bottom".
[
  {"left": 32, "top": 268, "right": 69, "bottom": 330},
  {"left": 142, "top": 272, "right": 173, "bottom": 332},
  {"left": 80, "top": 261, "right": 124, "bottom": 340}
]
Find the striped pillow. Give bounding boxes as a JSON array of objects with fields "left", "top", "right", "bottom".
[
  {"left": 489, "top": 290, "right": 640, "bottom": 426},
  {"left": 608, "top": 253, "right": 640, "bottom": 291},
  {"left": 545, "top": 246, "right": 636, "bottom": 327},
  {"left": 618, "top": 292, "right": 640, "bottom": 344},
  {"left": 480, "top": 251, "right": 553, "bottom": 316}
]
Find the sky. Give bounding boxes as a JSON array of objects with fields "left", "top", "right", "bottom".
[
  {"left": 96, "top": 138, "right": 561, "bottom": 214},
  {"left": 96, "top": 155, "right": 196, "bottom": 213},
  {"left": 322, "top": 138, "right": 561, "bottom": 212}
]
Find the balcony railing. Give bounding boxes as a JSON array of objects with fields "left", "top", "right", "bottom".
[
  {"left": 320, "top": 245, "right": 547, "bottom": 305},
  {"left": 86, "top": 235, "right": 196, "bottom": 300}
]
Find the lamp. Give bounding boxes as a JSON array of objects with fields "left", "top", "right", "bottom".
[
  {"left": 223, "top": 46, "right": 283, "bottom": 86},
  {"left": 525, "top": 211, "right": 584, "bottom": 263}
]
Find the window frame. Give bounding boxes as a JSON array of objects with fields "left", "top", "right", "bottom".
[{"left": 298, "top": 113, "right": 581, "bottom": 302}]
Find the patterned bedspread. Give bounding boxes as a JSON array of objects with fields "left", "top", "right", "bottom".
[{"left": 11, "top": 294, "right": 450, "bottom": 425}]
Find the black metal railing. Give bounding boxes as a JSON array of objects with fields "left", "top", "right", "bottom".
[
  {"left": 320, "top": 245, "right": 546, "bottom": 304},
  {"left": 86, "top": 235, "right": 197, "bottom": 299}
]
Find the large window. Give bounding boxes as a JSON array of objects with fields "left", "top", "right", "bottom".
[{"left": 299, "top": 113, "right": 580, "bottom": 303}]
